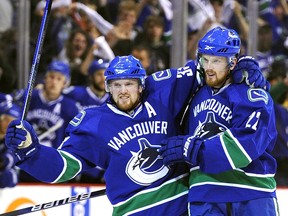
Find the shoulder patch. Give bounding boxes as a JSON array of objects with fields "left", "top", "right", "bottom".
[
  {"left": 247, "top": 88, "right": 269, "bottom": 104},
  {"left": 70, "top": 110, "right": 86, "bottom": 127},
  {"left": 152, "top": 69, "right": 171, "bottom": 81}
]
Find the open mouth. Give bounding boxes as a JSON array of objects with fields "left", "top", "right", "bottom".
[
  {"left": 206, "top": 72, "right": 215, "bottom": 78},
  {"left": 119, "top": 95, "right": 129, "bottom": 101}
]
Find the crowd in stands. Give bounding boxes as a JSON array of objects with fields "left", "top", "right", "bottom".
[{"left": 0, "top": 0, "right": 287, "bottom": 187}]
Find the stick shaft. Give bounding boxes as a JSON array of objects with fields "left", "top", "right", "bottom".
[
  {"left": 0, "top": 189, "right": 106, "bottom": 216},
  {"left": 38, "top": 120, "right": 63, "bottom": 141},
  {"left": 21, "top": 0, "right": 53, "bottom": 121}
]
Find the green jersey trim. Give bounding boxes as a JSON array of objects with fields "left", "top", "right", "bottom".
[
  {"left": 113, "top": 173, "right": 189, "bottom": 216},
  {"left": 221, "top": 130, "right": 252, "bottom": 169},
  {"left": 189, "top": 167, "right": 276, "bottom": 192},
  {"left": 53, "top": 150, "right": 82, "bottom": 183}
]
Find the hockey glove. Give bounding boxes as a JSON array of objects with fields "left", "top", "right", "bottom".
[
  {"left": 5, "top": 120, "right": 39, "bottom": 164},
  {"left": 159, "top": 135, "right": 203, "bottom": 166},
  {"left": 232, "top": 55, "right": 270, "bottom": 91}
]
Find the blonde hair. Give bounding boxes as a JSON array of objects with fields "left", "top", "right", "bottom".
[{"left": 118, "top": 0, "right": 137, "bottom": 13}]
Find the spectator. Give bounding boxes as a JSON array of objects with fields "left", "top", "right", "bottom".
[
  {"left": 256, "top": 23, "right": 276, "bottom": 78},
  {"left": 76, "top": 20, "right": 114, "bottom": 77},
  {"left": 34, "top": 0, "right": 81, "bottom": 79},
  {"left": 69, "top": 1, "right": 114, "bottom": 37},
  {"left": 225, "top": 0, "right": 249, "bottom": 46},
  {"left": 187, "top": 18, "right": 218, "bottom": 60},
  {"left": 0, "top": 28, "right": 18, "bottom": 93},
  {"left": 268, "top": 57, "right": 288, "bottom": 186},
  {"left": 70, "top": 0, "right": 138, "bottom": 55},
  {"left": 135, "top": 0, "right": 173, "bottom": 41},
  {"left": 134, "top": 15, "right": 170, "bottom": 72},
  {"left": 106, "top": 0, "right": 139, "bottom": 55},
  {"left": 68, "top": 2, "right": 116, "bottom": 70},
  {"left": 0, "top": 0, "right": 14, "bottom": 36},
  {"left": 271, "top": 102, "right": 288, "bottom": 186},
  {"left": 260, "top": 0, "right": 288, "bottom": 46},
  {"left": 70, "top": 0, "right": 139, "bottom": 56},
  {"left": 268, "top": 56, "right": 288, "bottom": 104},
  {"left": 55, "top": 28, "right": 93, "bottom": 86},
  {"left": 131, "top": 44, "right": 153, "bottom": 75}
]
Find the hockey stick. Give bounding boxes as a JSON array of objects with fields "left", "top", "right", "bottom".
[
  {"left": 0, "top": 188, "right": 106, "bottom": 216},
  {"left": 21, "top": 0, "right": 53, "bottom": 121},
  {"left": 38, "top": 120, "right": 64, "bottom": 141}
]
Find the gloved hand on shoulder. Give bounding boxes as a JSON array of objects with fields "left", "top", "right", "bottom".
[
  {"left": 159, "top": 135, "right": 203, "bottom": 166},
  {"left": 5, "top": 120, "right": 39, "bottom": 164},
  {"left": 232, "top": 55, "right": 270, "bottom": 91}
]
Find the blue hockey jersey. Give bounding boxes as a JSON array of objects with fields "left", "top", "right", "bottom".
[
  {"left": 185, "top": 83, "right": 277, "bottom": 203},
  {"left": 19, "top": 63, "right": 202, "bottom": 215},
  {"left": 15, "top": 89, "right": 79, "bottom": 148},
  {"left": 62, "top": 86, "right": 110, "bottom": 110}
]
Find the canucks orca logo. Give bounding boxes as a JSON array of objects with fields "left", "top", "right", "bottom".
[
  {"left": 194, "top": 112, "right": 227, "bottom": 139},
  {"left": 152, "top": 69, "right": 171, "bottom": 81},
  {"left": 70, "top": 110, "right": 86, "bottom": 126},
  {"left": 126, "top": 138, "right": 169, "bottom": 186},
  {"left": 248, "top": 89, "right": 269, "bottom": 104}
]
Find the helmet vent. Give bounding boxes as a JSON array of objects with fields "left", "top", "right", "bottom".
[
  {"left": 131, "top": 69, "right": 140, "bottom": 74},
  {"left": 106, "top": 70, "right": 114, "bottom": 75},
  {"left": 227, "top": 39, "right": 240, "bottom": 46},
  {"left": 217, "top": 48, "right": 228, "bottom": 53}
]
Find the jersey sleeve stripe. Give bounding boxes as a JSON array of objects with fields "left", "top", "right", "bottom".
[
  {"left": 220, "top": 130, "right": 252, "bottom": 168},
  {"left": 52, "top": 150, "right": 82, "bottom": 183}
]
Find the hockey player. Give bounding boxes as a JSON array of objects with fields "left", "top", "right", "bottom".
[
  {"left": 160, "top": 27, "right": 279, "bottom": 215},
  {"left": 6, "top": 53, "right": 268, "bottom": 215},
  {"left": 62, "top": 59, "right": 110, "bottom": 111},
  {"left": 14, "top": 60, "right": 79, "bottom": 149},
  {"left": 0, "top": 93, "right": 19, "bottom": 188}
]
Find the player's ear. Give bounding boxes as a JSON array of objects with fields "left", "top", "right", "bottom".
[
  {"left": 64, "top": 79, "right": 71, "bottom": 88},
  {"left": 139, "top": 85, "right": 143, "bottom": 93},
  {"left": 229, "top": 58, "right": 237, "bottom": 70},
  {"left": 105, "top": 82, "right": 110, "bottom": 93}
]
